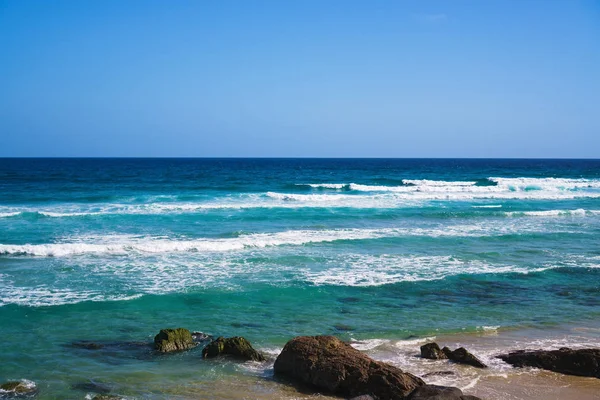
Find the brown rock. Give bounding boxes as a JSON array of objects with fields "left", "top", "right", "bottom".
[
  {"left": 443, "top": 347, "right": 487, "bottom": 369},
  {"left": 420, "top": 343, "right": 448, "bottom": 360},
  {"left": 408, "top": 385, "right": 482, "bottom": 400},
  {"left": 274, "top": 335, "right": 424, "bottom": 399},
  {"left": 498, "top": 347, "right": 600, "bottom": 378}
]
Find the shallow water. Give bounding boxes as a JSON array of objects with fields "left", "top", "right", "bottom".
[{"left": 1, "top": 158, "right": 599, "bottom": 399}]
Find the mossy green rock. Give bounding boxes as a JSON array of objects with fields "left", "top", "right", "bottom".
[
  {"left": 202, "top": 336, "right": 265, "bottom": 361},
  {"left": 0, "top": 380, "right": 37, "bottom": 396},
  {"left": 154, "top": 328, "right": 196, "bottom": 353}
]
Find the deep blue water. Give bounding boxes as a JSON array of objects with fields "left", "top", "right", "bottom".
[{"left": 1, "top": 158, "right": 599, "bottom": 399}]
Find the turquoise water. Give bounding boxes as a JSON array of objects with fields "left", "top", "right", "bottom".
[{"left": 1, "top": 158, "right": 599, "bottom": 399}]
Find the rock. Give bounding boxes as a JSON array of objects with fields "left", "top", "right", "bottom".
[
  {"left": 420, "top": 343, "right": 448, "bottom": 360},
  {"left": 0, "top": 380, "right": 38, "bottom": 397},
  {"left": 154, "top": 328, "right": 196, "bottom": 353},
  {"left": 191, "top": 331, "right": 212, "bottom": 342},
  {"left": 274, "top": 335, "right": 424, "bottom": 399},
  {"left": 202, "top": 336, "right": 265, "bottom": 361},
  {"left": 71, "top": 380, "right": 112, "bottom": 394},
  {"left": 421, "top": 371, "right": 455, "bottom": 378},
  {"left": 348, "top": 396, "right": 375, "bottom": 400},
  {"left": 70, "top": 341, "right": 104, "bottom": 350},
  {"left": 407, "top": 385, "right": 482, "bottom": 400},
  {"left": 443, "top": 347, "right": 487, "bottom": 368},
  {"left": 498, "top": 347, "right": 600, "bottom": 378},
  {"left": 90, "top": 396, "right": 123, "bottom": 400}
]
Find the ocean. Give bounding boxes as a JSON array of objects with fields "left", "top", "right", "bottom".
[{"left": 0, "top": 158, "right": 599, "bottom": 399}]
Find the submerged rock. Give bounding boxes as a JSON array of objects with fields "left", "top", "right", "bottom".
[
  {"left": 420, "top": 343, "right": 448, "bottom": 360},
  {"left": 89, "top": 396, "right": 123, "bottom": 400},
  {"left": 0, "top": 380, "right": 38, "bottom": 397},
  {"left": 421, "top": 371, "right": 455, "bottom": 378},
  {"left": 498, "top": 347, "right": 600, "bottom": 378},
  {"left": 274, "top": 335, "right": 424, "bottom": 399},
  {"left": 71, "top": 379, "right": 113, "bottom": 394},
  {"left": 442, "top": 347, "right": 487, "bottom": 369},
  {"left": 154, "top": 328, "right": 196, "bottom": 353},
  {"left": 191, "top": 331, "right": 212, "bottom": 342},
  {"left": 202, "top": 336, "right": 265, "bottom": 361},
  {"left": 407, "top": 384, "right": 482, "bottom": 400},
  {"left": 70, "top": 341, "right": 104, "bottom": 350}
]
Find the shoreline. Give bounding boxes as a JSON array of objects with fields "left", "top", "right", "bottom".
[
  {"left": 1, "top": 321, "right": 599, "bottom": 399},
  {"left": 357, "top": 323, "right": 600, "bottom": 400}
]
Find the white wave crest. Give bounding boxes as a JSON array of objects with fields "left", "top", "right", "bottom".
[
  {"left": 299, "top": 183, "right": 347, "bottom": 189},
  {"left": 302, "top": 255, "right": 557, "bottom": 287},
  {"left": 0, "top": 228, "right": 464, "bottom": 257},
  {"left": 505, "top": 209, "right": 600, "bottom": 217},
  {"left": 489, "top": 177, "right": 600, "bottom": 190},
  {"left": 0, "top": 219, "right": 572, "bottom": 258},
  {"left": 403, "top": 179, "right": 477, "bottom": 187},
  {"left": 0, "top": 284, "right": 142, "bottom": 307}
]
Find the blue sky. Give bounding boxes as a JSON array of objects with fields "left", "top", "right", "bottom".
[{"left": 1, "top": 0, "right": 599, "bottom": 157}]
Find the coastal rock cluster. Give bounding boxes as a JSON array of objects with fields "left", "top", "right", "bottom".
[
  {"left": 8, "top": 327, "right": 600, "bottom": 399},
  {"left": 420, "top": 343, "right": 487, "bottom": 368},
  {"left": 273, "top": 335, "right": 481, "bottom": 400}
]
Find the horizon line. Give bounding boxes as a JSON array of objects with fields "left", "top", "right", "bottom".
[{"left": 1, "top": 156, "right": 599, "bottom": 160}]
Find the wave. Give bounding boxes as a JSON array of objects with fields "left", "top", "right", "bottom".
[
  {"left": 290, "top": 177, "right": 600, "bottom": 200},
  {"left": 302, "top": 255, "right": 558, "bottom": 287},
  {"left": 402, "top": 179, "right": 477, "bottom": 187},
  {"left": 505, "top": 209, "right": 600, "bottom": 217},
  {"left": 297, "top": 183, "right": 348, "bottom": 189},
  {"left": 1, "top": 177, "right": 599, "bottom": 219},
  {"left": 0, "top": 212, "right": 20, "bottom": 218},
  {"left": 1, "top": 251, "right": 581, "bottom": 307},
  {"left": 267, "top": 190, "right": 600, "bottom": 202},
  {"left": 0, "top": 228, "right": 456, "bottom": 257},
  {"left": 299, "top": 177, "right": 600, "bottom": 194},
  {"left": 0, "top": 220, "right": 573, "bottom": 258},
  {"left": 0, "top": 284, "right": 143, "bottom": 307},
  {"left": 489, "top": 177, "right": 600, "bottom": 190}
]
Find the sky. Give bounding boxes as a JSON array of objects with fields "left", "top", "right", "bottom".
[{"left": 0, "top": 0, "right": 599, "bottom": 158}]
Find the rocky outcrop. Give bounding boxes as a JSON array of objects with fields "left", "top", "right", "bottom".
[
  {"left": 420, "top": 343, "right": 486, "bottom": 368},
  {"left": 442, "top": 347, "right": 487, "bottom": 369},
  {"left": 202, "top": 336, "right": 265, "bottom": 361},
  {"left": 274, "top": 335, "right": 424, "bottom": 399},
  {"left": 407, "top": 385, "right": 481, "bottom": 400},
  {"left": 154, "top": 328, "right": 196, "bottom": 353},
  {"left": 498, "top": 347, "right": 600, "bottom": 378},
  {"left": 420, "top": 343, "right": 448, "bottom": 360},
  {"left": 0, "top": 380, "right": 38, "bottom": 397}
]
